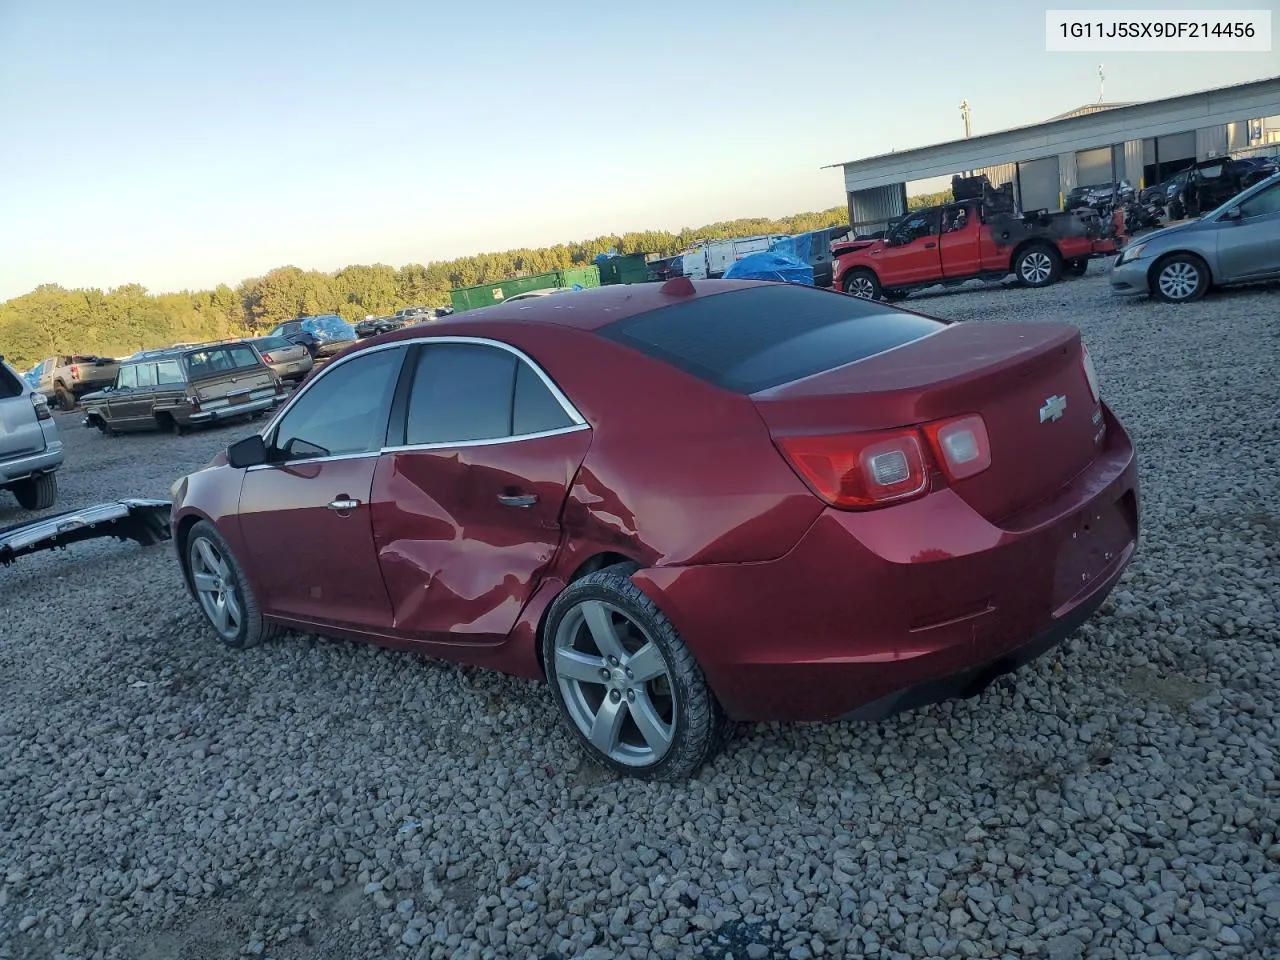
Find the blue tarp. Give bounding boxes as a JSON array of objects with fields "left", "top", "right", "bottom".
[{"left": 723, "top": 250, "right": 814, "bottom": 285}]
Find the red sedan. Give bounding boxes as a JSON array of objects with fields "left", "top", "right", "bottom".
[{"left": 170, "top": 279, "right": 1139, "bottom": 780}]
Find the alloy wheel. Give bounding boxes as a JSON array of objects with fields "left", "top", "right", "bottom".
[
  {"left": 553, "top": 600, "right": 677, "bottom": 767},
  {"left": 1157, "top": 261, "right": 1200, "bottom": 301},
  {"left": 847, "top": 275, "right": 876, "bottom": 299},
  {"left": 1020, "top": 251, "right": 1053, "bottom": 285},
  {"left": 190, "top": 536, "right": 243, "bottom": 640}
]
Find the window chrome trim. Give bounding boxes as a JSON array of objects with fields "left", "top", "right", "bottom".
[
  {"left": 259, "top": 334, "right": 588, "bottom": 450},
  {"left": 382, "top": 421, "right": 589, "bottom": 454},
  {"left": 245, "top": 450, "right": 381, "bottom": 472}
]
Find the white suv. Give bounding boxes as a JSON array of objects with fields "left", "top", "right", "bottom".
[{"left": 0, "top": 357, "right": 64, "bottom": 510}]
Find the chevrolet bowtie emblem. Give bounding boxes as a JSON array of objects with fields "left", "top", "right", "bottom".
[{"left": 1040, "top": 394, "right": 1068, "bottom": 423}]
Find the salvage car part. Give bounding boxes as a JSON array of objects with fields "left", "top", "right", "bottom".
[{"left": 0, "top": 499, "right": 171, "bottom": 566}]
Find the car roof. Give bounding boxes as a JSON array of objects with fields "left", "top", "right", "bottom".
[{"left": 372, "top": 279, "right": 774, "bottom": 337}]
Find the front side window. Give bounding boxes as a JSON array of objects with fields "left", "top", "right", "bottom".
[
  {"left": 889, "top": 209, "right": 940, "bottom": 245},
  {"left": 117, "top": 365, "right": 138, "bottom": 389},
  {"left": 272, "top": 347, "right": 404, "bottom": 460},
  {"left": 1237, "top": 181, "right": 1280, "bottom": 219}
]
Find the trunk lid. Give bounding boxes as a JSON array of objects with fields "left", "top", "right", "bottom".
[{"left": 752, "top": 321, "right": 1102, "bottom": 522}]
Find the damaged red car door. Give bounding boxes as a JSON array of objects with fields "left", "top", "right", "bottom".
[{"left": 370, "top": 340, "right": 591, "bottom": 642}]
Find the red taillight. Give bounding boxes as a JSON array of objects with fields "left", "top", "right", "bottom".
[
  {"left": 70, "top": 364, "right": 80, "bottom": 379},
  {"left": 31, "top": 393, "right": 52, "bottom": 421},
  {"left": 776, "top": 428, "right": 930, "bottom": 510},
  {"left": 261, "top": 353, "right": 273, "bottom": 363},
  {"left": 1081, "top": 343, "right": 1101, "bottom": 403},
  {"left": 777, "top": 414, "right": 993, "bottom": 510},
  {"left": 922, "top": 414, "right": 992, "bottom": 483}
]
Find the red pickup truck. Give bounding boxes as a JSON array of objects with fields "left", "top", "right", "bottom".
[{"left": 832, "top": 200, "right": 1124, "bottom": 300}]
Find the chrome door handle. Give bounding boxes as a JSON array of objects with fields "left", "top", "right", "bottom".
[
  {"left": 497, "top": 493, "right": 538, "bottom": 508},
  {"left": 327, "top": 498, "right": 361, "bottom": 512}
]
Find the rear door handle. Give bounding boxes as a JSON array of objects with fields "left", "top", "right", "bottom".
[
  {"left": 497, "top": 493, "right": 538, "bottom": 508},
  {"left": 924, "top": 242, "right": 937, "bottom": 249},
  {"left": 327, "top": 497, "right": 361, "bottom": 512}
]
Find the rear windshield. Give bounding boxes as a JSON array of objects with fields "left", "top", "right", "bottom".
[
  {"left": 597, "top": 285, "right": 946, "bottom": 394},
  {"left": 183, "top": 344, "right": 263, "bottom": 379},
  {"left": 253, "top": 337, "right": 291, "bottom": 351},
  {"left": 302, "top": 315, "right": 356, "bottom": 338}
]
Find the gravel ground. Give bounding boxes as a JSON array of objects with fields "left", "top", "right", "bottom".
[{"left": 2, "top": 268, "right": 1278, "bottom": 960}]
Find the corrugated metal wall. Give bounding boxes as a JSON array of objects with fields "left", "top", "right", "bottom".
[
  {"left": 1197, "top": 125, "right": 1229, "bottom": 159},
  {"left": 1123, "top": 140, "right": 1145, "bottom": 188},
  {"left": 1158, "top": 131, "right": 1197, "bottom": 162},
  {"left": 1058, "top": 152, "right": 1078, "bottom": 198},
  {"left": 1076, "top": 146, "right": 1113, "bottom": 186},
  {"left": 847, "top": 184, "right": 906, "bottom": 235}
]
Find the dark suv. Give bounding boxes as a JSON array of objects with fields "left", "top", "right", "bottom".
[
  {"left": 81, "top": 342, "right": 285, "bottom": 436},
  {"left": 1168, "top": 157, "right": 1278, "bottom": 219}
]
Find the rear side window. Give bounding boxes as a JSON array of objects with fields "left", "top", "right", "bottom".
[
  {"left": 514, "top": 361, "right": 574, "bottom": 435},
  {"left": 405, "top": 344, "right": 516, "bottom": 445},
  {"left": 156, "top": 360, "right": 184, "bottom": 385},
  {"left": 0, "top": 364, "right": 23, "bottom": 399},
  {"left": 184, "top": 345, "right": 261, "bottom": 378},
  {"left": 597, "top": 285, "right": 946, "bottom": 394}
]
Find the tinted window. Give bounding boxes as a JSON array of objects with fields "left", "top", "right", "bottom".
[
  {"left": 1239, "top": 181, "right": 1280, "bottom": 218},
  {"left": 134, "top": 363, "right": 157, "bottom": 388},
  {"left": 117, "top": 366, "right": 138, "bottom": 388},
  {"left": 514, "top": 361, "right": 574, "bottom": 435},
  {"left": 184, "top": 345, "right": 261, "bottom": 378},
  {"left": 253, "top": 337, "right": 291, "bottom": 351},
  {"left": 156, "top": 360, "right": 184, "bottom": 385},
  {"left": 404, "top": 344, "right": 516, "bottom": 445},
  {"left": 0, "top": 364, "right": 22, "bottom": 399},
  {"left": 598, "top": 285, "right": 947, "bottom": 394},
  {"left": 273, "top": 347, "right": 404, "bottom": 459}
]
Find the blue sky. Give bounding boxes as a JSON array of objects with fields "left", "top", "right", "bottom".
[{"left": 0, "top": 0, "right": 1274, "bottom": 300}]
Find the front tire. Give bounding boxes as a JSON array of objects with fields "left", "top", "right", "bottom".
[
  {"left": 543, "top": 565, "right": 728, "bottom": 780},
  {"left": 10, "top": 472, "right": 57, "bottom": 510},
  {"left": 1151, "top": 254, "right": 1209, "bottom": 303},
  {"left": 185, "top": 520, "right": 277, "bottom": 649},
  {"left": 842, "top": 268, "right": 882, "bottom": 300},
  {"left": 1014, "top": 244, "right": 1062, "bottom": 287}
]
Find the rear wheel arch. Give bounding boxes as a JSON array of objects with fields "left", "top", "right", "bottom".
[{"left": 534, "top": 552, "right": 638, "bottom": 676}]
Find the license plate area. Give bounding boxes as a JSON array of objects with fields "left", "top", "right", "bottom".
[{"left": 1051, "top": 497, "right": 1133, "bottom": 609}]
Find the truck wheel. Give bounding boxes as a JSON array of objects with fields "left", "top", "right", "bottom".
[
  {"left": 1150, "top": 254, "right": 1208, "bottom": 303},
  {"left": 882, "top": 288, "right": 909, "bottom": 302},
  {"left": 842, "top": 268, "right": 881, "bottom": 300},
  {"left": 11, "top": 472, "right": 58, "bottom": 511},
  {"left": 1065, "top": 259, "right": 1089, "bottom": 278},
  {"left": 1014, "top": 245, "right": 1062, "bottom": 287},
  {"left": 55, "top": 385, "right": 76, "bottom": 411}
]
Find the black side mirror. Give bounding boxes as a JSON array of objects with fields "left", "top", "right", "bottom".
[{"left": 226, "top": 434, "right": 268, "bottom": 469}]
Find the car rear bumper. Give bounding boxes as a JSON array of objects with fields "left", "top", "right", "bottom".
[
  {"left": 0, "top": 443, "right": 64, "bottom": 483},
  {"left": 272, "top": 359, "right": 313, "bottom": 379},
  {"left": 188, "top": 394, "right": 284, "bottom": 423},
  {"left": 1109, "top": 258, "right": 1150, "bottom": 296},
  {"left": 633, "top": 406, "right": 1140, "bottom": 723}
]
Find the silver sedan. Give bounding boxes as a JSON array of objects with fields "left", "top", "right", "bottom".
[{"left": 1110, "top": 172, "right": 1280, "bottom": 303}]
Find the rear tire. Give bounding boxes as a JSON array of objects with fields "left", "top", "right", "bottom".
[
  {"left": 842, "top": 268, "right": 882, "bottom": 300},
  {"left": 156, "top": 413, "right": 185, "bottom": 436},
  {"left": 184, "top": 520, "right": 278, "bottom": 649},
  {"left": 882, "top": 288, "right": 909, "bottom": 302},
  {"left": 11, "top": 472, "right": 58, "bottom": 511},
  {"left": 1065, "top": 259, "right": 1089, "bottom": 277},
  {"left": 1150, "top": 254, "right": 1209, "bottom": 303},
  {"left": 543, "top": 564, "right": 729, "bottom": 781},
  {"left": 1014, "top": 244, "right": 1062, "bottom": 287},
  {"left": 55, "top": 386, "right": 75, "bottom": 411}
]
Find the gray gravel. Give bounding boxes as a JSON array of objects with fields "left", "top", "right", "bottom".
[{"left": 2, "top": 267, "right": 1278, "bottom": 960}]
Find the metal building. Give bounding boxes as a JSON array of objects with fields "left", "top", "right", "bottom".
[{"left": 827, "top": 76, "right": 1280, "bottom": 236}]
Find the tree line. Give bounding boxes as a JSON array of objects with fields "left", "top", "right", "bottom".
[{"left": 0, "top": 192, "right": 951, "bottom": 371}]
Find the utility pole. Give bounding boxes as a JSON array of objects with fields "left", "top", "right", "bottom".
[
  {"left": 1098, "top": 63, "right": 1105, "bottom": 103},
  {"left": 959, "top": 99, "right": 972, "bottom": 177}
]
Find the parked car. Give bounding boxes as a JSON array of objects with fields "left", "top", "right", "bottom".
[
  {"left": 0, "top": 357, "right": 63, "bottom": 510},
  {"left": 355, "top": 316, "right": 405, "bottom": 338},
  {"left": 248, "top": 336, "right": 314, "bottom": 382},
  {"left": 1065, "top": 180, "right": 1136, "bottom": 212},
  {"left": 81, "top": 342, "right": 286, "bottom": 435},
  {"left": 1110, "top": 172, "right": 1280, "bottom": 302},
  {"left": 1139, "top": 168, "right": 1191, "bottom": 206},
  {"left": 170, "top": 279, "right": 1139, "bottom": 779},
  {"left": 1167, "top": 156, "right": 1278, "bottom": 220},
  {"left": 30, "top": 354, "right": 120, "bottom": 410},
  {"left": 268, "top": 315, "right": 358, "bottom": 359}
]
